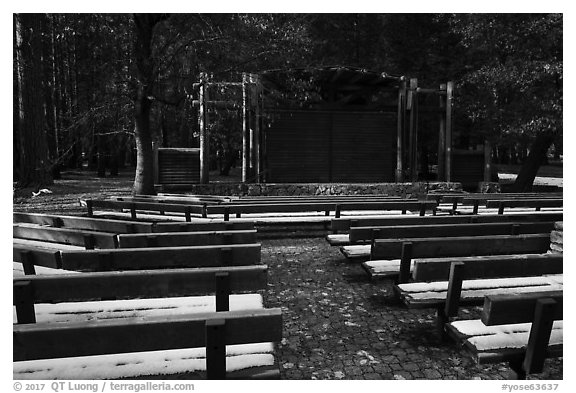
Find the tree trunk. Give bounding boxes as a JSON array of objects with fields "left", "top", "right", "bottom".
[
  {"left": 132, "top": 14, "right": 166, "bottom": 195},
  {"left": 15, "top": 13, "right": 53, "bottom": 188},
  {"left": 510, "top": 133, "right": 555, "bottom": 192}
]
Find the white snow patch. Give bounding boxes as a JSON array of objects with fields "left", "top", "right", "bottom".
[
  {"left": 13, "top": 262, "right": 79, "bottom": 276},
  {"left": 326, "top": 234, "right": 350, "bottom": 245},
  {"left": 450, "top": 318, "right": 563, "bottom": 353},
  {"left": 398, "top": 274, "right": 563, "bottom": 294},
  {"left": 341, "top": 245, "right": 371, "bottom": 257},
  {"left": 14, "top": 345, "right": 274, "bottom": 380},
  {"left": 14, "top": 294, "right": 264, "bottom": 324},
  {"left": 364, "top": 259, "right": 410, "bottom": 273}
]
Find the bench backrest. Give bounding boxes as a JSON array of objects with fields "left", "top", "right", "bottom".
[
  {"left": 13, "top": 212, "right": 154, "bottom": 233},
  {"left": 485, "top": 198, "right": 563, "bottom": 212},
  {"left": 59, "top": 243, "right": 262, "bottom": 271},
  {"left": 330, "top": 212, "right": 563, "bottom": 232},
  {"left": 13, "top": 224, "right": 118, "bottom": 249},
  {"left": 350, "top": 221, "right": 555, "bottom": 243},
  {"left": 481, "top": 290, "right": 563, "bottom": 326},
  {"left": 152, "top": 221, "right": 255, "bottom": 232},
  {"left": 117, "top": 230, "right": 257, "bottom": 248},
  {"left": 13, "top": 265, "right": 268, "bottom": 323},
  {"left": 84, "top": 199, "right": 207, "bottom": 220},
  {"left": 412, "top": 253, "right": 563, "bottom": 282},
  {"left": 371, "top": 233, "right": 551, "bottom": 260}
]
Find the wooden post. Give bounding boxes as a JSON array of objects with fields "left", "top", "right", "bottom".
[
  {"left": 396, "top": 78, "right": 407, "bottom": 182},
  {"left": 522, "top": 298, "right": 557, "bottom": 374},
  {"left": 205, "top": 319, "right": 227, "bottom": 379},
  {"left": 199, "top": 73, "right": 210, "bottom": 184},
  {"left": 152, "top": 142, "right": 159, "bottom": 186},
  {"left": 254, "top": 75, "right": 262, "bottom": 183},
  {"left": 21, "top": 251, "right": 36, "bottom": 275},
  {"left": 445, "top": 82, "right": 454, "bottom": 182},
  {"left": 438, "top": 83, "right": 447, "bottom": 181},
  {"left": 14, "top": 281, "right": 36, "bottom": 324},
  {"left": 242, "top": 73, "right": 249, "bottom": 183},
  {"left": 484, "top": 140, "right": 492, "bottom": 182},
  {"left": 215, "top": 272, "right": 230, "bottom": 312},
  {"left": 398, "top": 242, "right": 413, "bottom": 284},
  {"left": 408, "top": 78, "right": 419, "bottom": 181},
  {"left": 444, "top": 262, "right": 465, "bottom": 318}
]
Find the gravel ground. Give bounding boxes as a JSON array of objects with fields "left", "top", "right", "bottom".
[
  {"left": 13, "top": 171, "right": 563, "bottom": 380},
  {"left": 261, "top": 236, "right": 562, "bottom": 380}
]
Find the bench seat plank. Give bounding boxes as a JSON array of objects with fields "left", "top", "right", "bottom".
[
  {"left": 326, "top": 234, "right": 350, "bottom": 246},
  {"left": 396, "top": 275, "right": 563, "bottom": 308},
  {"left": 446, "top": 319, "right": 563, "bottom": 365},
  {"left": 340, "top": 245, "right": 371, "bottom": 259},
  {"left": 14, "top": 345, "right": 276, "bottom": 380}
]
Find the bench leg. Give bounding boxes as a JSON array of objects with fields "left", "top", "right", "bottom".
[
  {"left": 436, "top": 307, "right": 449, "bottom": 341},
  {"left": 509, "top": 359, "right": 527, "bottom": 380},
  {"left": 206, "top": 319, "right": 227, "bottom": 380}
]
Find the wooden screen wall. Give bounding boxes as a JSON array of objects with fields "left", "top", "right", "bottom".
[{"left": 264, "top": 110, "right": 397, "bottom": 183}]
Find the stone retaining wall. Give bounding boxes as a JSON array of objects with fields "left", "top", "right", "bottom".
[{"left": 160, "top": 182, "right": 463, "bottom": 197}]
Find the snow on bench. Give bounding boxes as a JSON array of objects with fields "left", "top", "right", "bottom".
[{"left": 396, "top": 274, "right": 563, "bottom": 307}]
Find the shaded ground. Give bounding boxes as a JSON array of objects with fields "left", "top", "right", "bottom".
[{"left": 12, "top": 171, "right": 562, "bottom": 380}]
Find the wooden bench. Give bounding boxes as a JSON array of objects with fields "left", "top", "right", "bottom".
[
  {"left": 446, "top": 291, "right": 563, "bottom": 379},
  {"left": 429, "top": 193, "right": 562, "bottom": 214},
  {"left": 14, "top": 265, "right": 269, "bottom": 323},
  {"left": 13, "top": 223, "right": 118, "bottom": 249},
  {"left": 13, "top": 265, "right": 280, "bottom": 379},
  {"left": 13, "top": 247, "right": 63, "bottom": 275},
  {"left": 359, "top": 233, "right": 552, "bottom": 279},
  {"left": 83, "top": 199, "right": 208, "bottom": 221},
  {"left": 329, "top": 211, "right": 563, "bottom": 234},
  {"left": 485, "top": 199, "right": 563, "bottom": 215},
  {"left": 14, "top": 243, "right": 261, "bottom": 272},
  {"left": 117, "top": 230, "right": 257, "bottom": 248},
  {"left": 208, "top": 200, "right": 437, "bottom": 221},
  {"left": 13, "top": 212, "right": 154, "bottom": 233},
  {"left": 14, "top": 308, "right": 282, "bottom": 379},
  {"left": 394, "top": 254, "right": 563, "bottom": 334},
  {"left": 348, "top": 221, "right": 555, "bottom": 244}
]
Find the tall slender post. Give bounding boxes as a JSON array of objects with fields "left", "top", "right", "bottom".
[
  {"left": 408, "top": 78, "right": 419, "bottom": 181},
  {"left": 438, "top": 84, "right": 447, "bottom": 181},
  {"left": 396, "top": 78, "right": 407, "bottom": 182},
  {"left": 152, "top": 142, "right": 159, "bottom": 185},
  {"left": 484, "top": 140, "right": 492, "bottom": 182},
  {"left": 241, "top": 73, "right": 249, "bottom": 183},
  {"left": 199, "top": 73, "right": 210, "bottom": 184},
  {"left": 253, "top": 75, "right": 261, "bottom": 183},
  {"left": 445, "top": 81, "right": 454, "bottom": 182}
]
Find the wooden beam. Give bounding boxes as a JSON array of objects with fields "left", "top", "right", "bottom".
[
  {"left": 350, "top": 221, "right": 554, "bottom": 243},
  {"left": 438, "top": 83, "right": 447, "bottom": 181},
  {"left": 371, "top": 234, "right": 551, "bottom": 260},
  {"left": 242, "top": 73, "right": 249, "bottom": 183},
  {"left": 199, "top": 73, "right": 209, "bottom": 184},
  {"left": 13, "top": 308, "right": 283, "bottom": 361},
  {"left": 396, "top": 78, "right": 406, "bottom": 182},
  {"left": 412, "top": 253, "right": 563, "bottom": 282},
  {"left": 13, "top": 265, "right": 268, "bottom": 304},
  {"left": 59, "top": 244, "right": 262, "bottom": 271},
  {"left": 14, "top": 224, "right": 118, "bottom": 249},
  {"left": 481, "top": 291, "right": 563, "bottom": 326},
  {"left": 117, "top": 230, "right": 257, "bottom": 248},
  {"left": 445, "top": 81, "right": 454, "bottom": 182}
]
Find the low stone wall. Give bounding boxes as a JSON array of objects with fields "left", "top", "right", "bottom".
[{"left": 161, "top": 182, "right": 463, "bottom": 197}]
